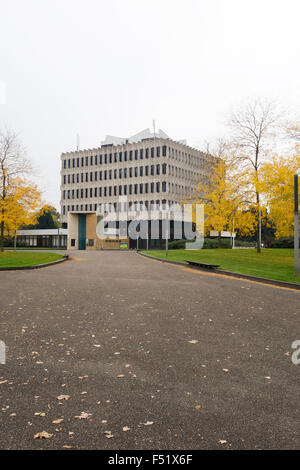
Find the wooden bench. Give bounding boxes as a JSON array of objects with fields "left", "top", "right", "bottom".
[{"left": 185, "top": 260, "right": 220, "bottom": 270}]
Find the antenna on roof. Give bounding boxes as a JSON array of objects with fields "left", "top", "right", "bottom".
[
  {"left": 76, "top": 133, "right": 80, "bottom": 151},
  {"left": 153, "top": 120, "right": 156, "bottom": 139}
]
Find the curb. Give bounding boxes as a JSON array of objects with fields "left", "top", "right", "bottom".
[
  {"left": 137, "top": 251, "right": 300, "bottom": 291},
  {"left": 0, "top": 255, "right": 69, "bottom": 271}
]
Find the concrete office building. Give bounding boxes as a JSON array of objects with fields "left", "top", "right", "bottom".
[{"left": 60, "top": 128, "right": 216, "bottom": 250}]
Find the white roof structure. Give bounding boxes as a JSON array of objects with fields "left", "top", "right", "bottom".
[{"left": 101, "top": 128, "right": 170, "bottom": 146}]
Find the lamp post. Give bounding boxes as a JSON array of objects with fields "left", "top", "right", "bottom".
[{"left": 294, "top": 172, "right": 299, "bottom": 277}]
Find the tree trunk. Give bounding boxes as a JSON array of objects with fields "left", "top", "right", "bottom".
[
  {"left": 0, "top": 220, "right": 4, "bottom": 253},
  {"left": 256, "top": 192, "right": 261, "bottom": 253},
  {"left": 218, "top": 231, "right": 222, "bottom": 248}
]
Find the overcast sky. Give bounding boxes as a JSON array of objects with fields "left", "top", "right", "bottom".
[{"left": 1, "top": 0, "right": 300, "bottom": 209}]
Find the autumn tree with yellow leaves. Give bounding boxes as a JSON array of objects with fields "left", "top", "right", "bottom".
[
  {"left": 260, "top": 151, "right": 300, "bottom": 238},
  {"left": 0, "top": 129, "right": 42, "bottom": 251},
  {"left": 194, "top": 151, "right": 256, "bottom": 247}
]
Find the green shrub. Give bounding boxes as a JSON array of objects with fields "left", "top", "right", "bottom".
[{"left": 273, "top": 237, "right": 299, "bottom": 248}]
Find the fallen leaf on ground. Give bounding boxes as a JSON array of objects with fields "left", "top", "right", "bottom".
[
  {"left": 188, "top": 340, "right": 198, "bottom": 344},
  {"left": 75, "top": 412, "right": 92, "bottom": 419},
  {"left": 57, "top": 395, "right": 70, "bottom": 401},
  {"left": 34, "top": 431, "right": 53, "bottom": 439},
  {"left": 143, "top": 421, "right": 154, "bottom": 426},
  {"left": 219, "top": 440, "right": 227, "bottom": 444},
  {"left": 53, "top": 419, "right": 64, "bottom": 424},
  {"left": 122, "top": 426, "right": 130, "bottom": 432}
]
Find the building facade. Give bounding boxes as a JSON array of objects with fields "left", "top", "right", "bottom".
[{"left": 60, "top": 129, "right": 216, "bottom": 250}]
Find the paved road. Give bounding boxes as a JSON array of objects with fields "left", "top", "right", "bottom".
[{"left": 0, "top": 251, "right": 299, "bottom": 450}]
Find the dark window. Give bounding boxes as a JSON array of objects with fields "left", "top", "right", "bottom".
[
  {"left": 162, "top": 181, "right": 167, "bottom": 192},
  {"left": 151, "top": 182, "right": 154, "bottom": 193},
  {"left": 114, "top": 169, "right": 117, "bottom": 179},
  {"left": 124, "top": 151, "right": 127, "bottom": 161},
  {"left": 129, "top": 184, "right": 132, "bottom": 195},
  {"left": 162, "top": 163, "right": 167, "bottom": 174},
  {"left": 95, "top": 171, "right": 98, "bottom": 181},
  {"left": 151, "top": 147, "right": 154, "bottom": 158},
  {"left": 90, "top": 155, "right": 93, "bottom": 165},
  {"left": 109, "top": 153, "right": 112, "bottom": 163},
  {"left": 135, "top": 167, "right": 138, "bottom": 177},
  {"left": 151, "top": 165, "right": 154, "bottom": 176},
  {"left": 162, "top": 146, "right": 167, "bottom": 156},
  {"left": 129, "top": 167, "right": 133, "bottom": 178},
  {"left": 119, "top": 152, "right": 122, "bottom": 162},
  {"left": 86, "top": 156, "right": 88, "bottom": 166},
  {"left": 104, "top": 154, "right": 107, "bottom": 164},
  {"left": 119, "top": 185, "right": 122, "bottom": 196},
  {"left": 156, "top": 164, "right": 160, "bottom": 175},
  {"left": 90, "top": 172, "right": 93, "bottom": 182},
  {"left": 114, "top": 153, "right": 118, "bottom": 163},
  {"left": 81, "top": 157, "right": 84, "bottom": 167},
  {"left": 63, "top": 160, "right": 66, "bottom": 169},
  {"left": 140, "top": 184, "right": 143, "bottom": 194},
  {"left": 145, "top": 183, "right": 149, "bottom": 193},
  {"left": 146, "top": 148, "right": 149, "bottom": 159},
  {"left": 77, "top": 158, "right": 80, "bottom": 167},
  {"left": 135, "top": 150, "right": 138, "bottom": 160},
  {"left": 140, "top": 167, "right": 143, "bottom": 177},
  {"left": 129, "top": 150, "right": 133, "bottom": 161},
  {"left": 71, "top": 239, "right": 76, "bottom": 247},
  {"left": 100, "top": 155, "right": 103, "bottom": 164},
  {"left": 140, "top": 149, "right": 143, "bottom": 159},
  {"left": 134, "top": 184, "right": 138, "bottom": 194},
  {"left": 157, "top": 147, "right": 160, "bottom": 157},
  {"left": 145, "top": 166, "right": 149, "bottom": 176},
  {"left": 100, "top": 171, "right": 102, "bottom": 181},
  {"left": 94, "top": 187, "right": 97, "bottom": 197},
  {"left": 119, "top": 169, "right": 122, "bottom": 179},
  {"left": 156, "top": 182, "right": 160, "bottom": 192}
]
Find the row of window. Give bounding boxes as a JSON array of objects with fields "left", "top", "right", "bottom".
[
  {"left": 63, "top": 181, "right": 167, "bottom": 200},
  {"left": 62, "top": 164, "right": 168, "bottom": 185},
  {"left": 63, "top": 146, "right": 168, "bottom": 169},
  {"left": 62, "top": 200, "right": 170, "bottom": 215}
]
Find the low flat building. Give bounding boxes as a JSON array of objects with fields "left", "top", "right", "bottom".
[{"left": 17, "top": 229, "right": 67, "bottom": 249}]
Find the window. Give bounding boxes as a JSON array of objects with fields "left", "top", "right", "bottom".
[
  {"left": 85, "top": 173, "right": 88, "bottom": 182},
  {"left": 156, "top": 182, "right": 160, "bottom": 192},
  {"left": 77, "top": 158, "right": 80, "bottom": 167},
  {"left": 135, "top": 167, "right": 138, "bottom": 177},
  {"left": 151, "top": 147, "right": 154, "bottom": 158},
  {"left": 90, "top": 155, "right": 93, "bottom": 165},
  {"left": 71, "top": 239, "right": 76, "bottom": 247},
  {"left": 135, "top": 150, "right": 138, "bottom": 160},
  {"left": 124, "top": 168, "right": 127, "bottom": 178},
  {"left": 119, "top": 152, "right": 122, "bottom": 162},
  {"left": 124, "top": 185, "right": 127, "bottom": 195},
  {"left": 129, "top": 150, "right": 133, "bottom": 161},
  {"left": 151, "top": 165, "right": 155, "bottom": 176},
  {"left": 162, "top": 146, "right": 167, "bottom": 156},
  {"left": 119, "top": 168, "right": 122, "bottom": 179},
  {"left": 119, "top": 185, "right": 122, "bottom": 195},
  {"left": 63, "top": 175, "right": 66, "bottom": 184},
  {"left": 156, "top": 164, "right": 160, "bottom": 175},
  {"left": 157, "top": 147, "right": 160, "bottom": 157},
  {"left": 109, "top": 154, "right": 112, "bottom": 163},
  {"left": 146, "top": 148, "right": 149, "bottom": 159},
  {"left": 124, "top": 151, "right": 127, "bottom": 161},
  {"left": 145, "top": 166, "right": 149, "bottom": 176},
  {"left": 151, "top": 182, "right": 154, "bottom": 193},
  {"left": 162, "top": 181, "right": 167, "bottom": 192},
  {"left": 162, "top": 163, "right": 167, "bottom": 174},
  {"left": 100, "top": 155, "right": 103, "bottom": 164},
  {"left": 90, "top": 188, "right": 93, "bottom": 198},
  {"left": 129, "top": 184, "right": 132, "bottom": 195},
  {"left": 129, "top": 167, "right": 133, "bottom": 178},
  {"left": 114, "top": 169, "right": 117, "bottom": 179},
  {"left": 95, "top": 171, "right": 98, "bottom": 181},
  {"left": 134, "top": 184, "right": 138, "bottom": 194},
  {"left": 140, "top": 183, "right": 143, "bottom": 194},
  {"left": 114, "top": 153, "right": 118, "bottom": 163},
  {"left": 140, "top": 167, "right": 143, "bottom": 177},
  {"left": 100, "top": 171, "right": 102, "bottom": 181},
  {"left": 86, "top": 156, "right": 88, "bottom": 166},
  {"left": 104, "top": 154, "right": 107, "bottom": 164},
  {"left": 145, "top": 183, "right": 148, "bottom": 193},
  {"left": 81, "top": 157, "right": 84, "bottom": 167},
  {"left": 90, "top": 172, "right": 93, "bottom": 182},
  {"left": 63, "top": 160, "right": 66, "bottom": 169},
  {"left": 94, "top": 187, "right": 98, "bottom": 197},
  {"left": 140, "top": 149, "right": 143, "bottom": 159}
]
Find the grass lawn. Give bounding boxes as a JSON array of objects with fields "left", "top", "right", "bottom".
[
  {"left": 142, "top": 248, "right": 300, "bottom": 284},
  {"left": 0, "top": 251, "right": 63, "bottom": 268}
]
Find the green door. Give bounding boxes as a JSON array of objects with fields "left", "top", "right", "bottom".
[{"left": 78, "top": 214, "right": 86, "bottom": 250}]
